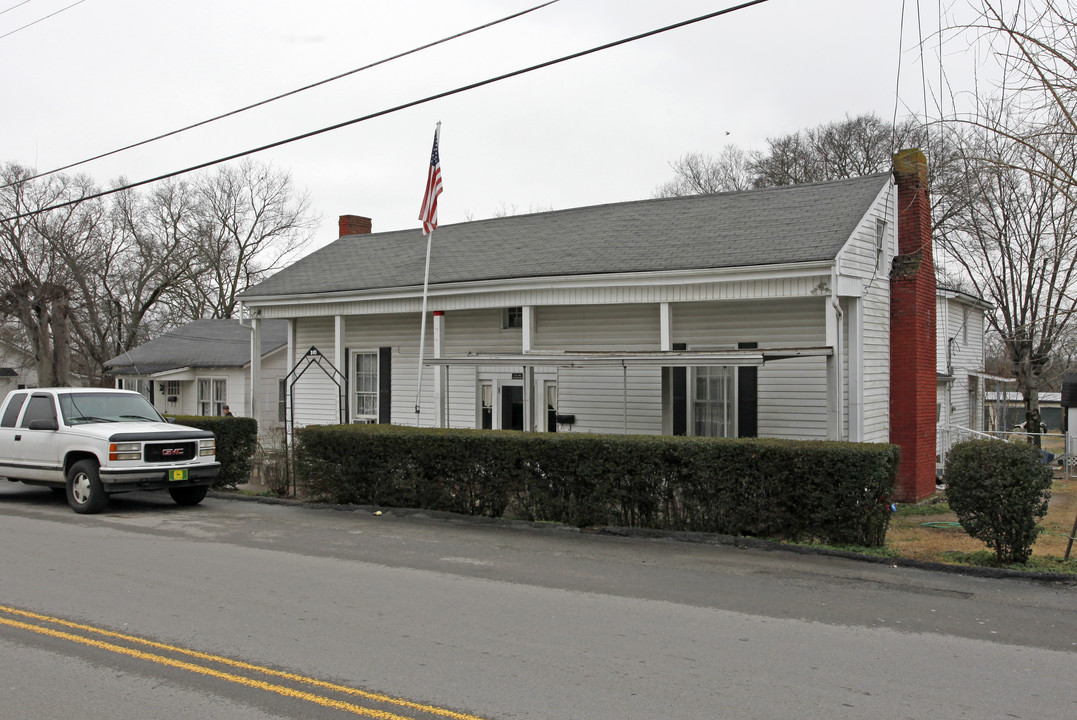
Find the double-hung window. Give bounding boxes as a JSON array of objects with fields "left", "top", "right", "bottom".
[
  {"left": 692, "top": 366, "right": 735, "bottom": 438},
  {"left": 197, "top": 378, "right": 227, "bottom": 416},
  {"left": 353, "top": 352, "right": 379, "bottom": 422}
]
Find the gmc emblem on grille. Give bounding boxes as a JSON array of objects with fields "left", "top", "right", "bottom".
[{"left": 161, "top": 448, "right": 184, "bottom": 457}]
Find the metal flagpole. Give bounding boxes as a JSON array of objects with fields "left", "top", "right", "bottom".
[
  {"left": 414, "top": 121, "right": 442, "bottom": 420},
  {"left": 415, "top": 228, "right": 433, "bottom": 416}
]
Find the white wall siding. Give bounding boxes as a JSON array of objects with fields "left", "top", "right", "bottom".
[
  {"left": 444, "top": 365, "right": 477, "bottom": 428},
  {"left": 444, "top": 308, "right": 524, "bottom": 353},
  {"left": 859, "top": 282, "right": 891, "bottom": 443},
  {"left": 937, "top": 296, "right": 987, "bottom": 433},
  {"left": 836, "top": 183, "right": 895, "bottom": 444},
  {"left": 254, "top": 348, "right": 287, "bottom": 438},
  {"left": 534, "top": 305, "right": 662, "bottom": 434},
  {"left": 339, "top": 313, "right": 430, "bottom": 427},
  {"left": 558, "top": 366, "right": 663, "bottom": 435},
  {"left": 534, "top": 304, "right": 661, "bottom": 351},
  {"left": 292, "top": 318, "right": 344, "bottom": 426},
  {"left": 675, "top": 297, "right": 829, "bottom": 440}
]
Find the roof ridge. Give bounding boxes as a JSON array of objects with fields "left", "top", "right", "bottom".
[{"left": 345, "top": 172, "right": 895, "bottom": 238}]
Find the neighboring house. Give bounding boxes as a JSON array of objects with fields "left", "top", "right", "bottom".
[
  {"left": 983, "top": 391, "right": 1064, "bottom": 432},
  {"left": 934, "top": 287, "right": 994, "bottom": 471},
  {"left": 104, "top": 319, "right": 289, "bottom": 437},
  {"left": 239, "top": 150, "right": 940, "bottom": 501},
  {"left": 0, "top": 336, "right": 38, "bottom": 404}
]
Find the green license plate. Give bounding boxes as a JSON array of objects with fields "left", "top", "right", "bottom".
[{"left": 169, "top": 469, "right": 189, "bottom": 482}]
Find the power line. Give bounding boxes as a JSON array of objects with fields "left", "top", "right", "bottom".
[
  {"left": 0, "top": 1, "right": 36, "bottom": 18},
  {"left": 1, "top": 0, "right": 774, "bottom": 224},
  {"left": 5, "top": 0, "right": 561, "bottom": 188},
  {"left": 0, "top": 0, "right": 86, "bottom": 40}
]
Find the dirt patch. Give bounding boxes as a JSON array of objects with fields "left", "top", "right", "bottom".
[{"left": 889, "top": 470, "right": 1076, "bottom": 561}]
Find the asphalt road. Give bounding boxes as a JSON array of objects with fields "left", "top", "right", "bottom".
[{"left": 1, "top": 482, "right": 1075, "bottom": 720}]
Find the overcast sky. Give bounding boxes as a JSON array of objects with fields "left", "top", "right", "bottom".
[{"left": 2, "top": 0, "right": 988, "bottom": 254}]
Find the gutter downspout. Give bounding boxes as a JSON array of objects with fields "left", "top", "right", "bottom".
[
  {"left": 827, "top": 269, "right": 845, "bottom": 440},
  {"left": 238, "top": 302, "right": 261, "bottom": 421}
]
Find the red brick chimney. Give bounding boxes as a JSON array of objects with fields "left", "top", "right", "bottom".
[
  {"left": 890, "top": 148, "right": 937, "bottom": 502},
  {"left": 338, "top": 215, "right": 372, "bottom": 238}
]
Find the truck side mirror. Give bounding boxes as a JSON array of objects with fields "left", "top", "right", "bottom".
[{"left": 28, "top": 418, "right": 59, "bottom": 431}]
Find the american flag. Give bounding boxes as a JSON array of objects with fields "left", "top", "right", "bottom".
[{"left": 418, "top": 125, "right": 443, "bottom": 235}]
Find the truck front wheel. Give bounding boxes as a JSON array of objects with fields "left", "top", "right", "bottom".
[{"left": 67, "top": 460, "right": 108, "bottom": 514}]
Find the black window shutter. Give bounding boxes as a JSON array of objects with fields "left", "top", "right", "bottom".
[
  {"left": 378, "top": 347, "right": 392, "bottom": 424},
  {"left": 738, "top": 341, "right": 758, "bottom": 438},
  {"left": 672, "top": 343, "right": 687, "bottom": 436}
]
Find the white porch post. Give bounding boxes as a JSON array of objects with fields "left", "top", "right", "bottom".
[
  {"left": 285, "top": 319, "right": 295, "bottom": 442},
  {"left": 847, "top": 297, "right": 863, "bottom": 441},
  {"left": 522, "top": 305, "right": 535, "bottom": 353},
  {"left": 659, "top": 302, "right": 672, "bottom": 351},
  {"left": 334, "top": 315, "right": 346, "bottom": 423},
  {"left": 250, "top": 316, "right": 262, "bottom": 421},
  {"left": 433, "top": 311, "right": 445, "bottom": 427},
  {"left": 522, "top": 306, "right": 535, "bottom": 431}
]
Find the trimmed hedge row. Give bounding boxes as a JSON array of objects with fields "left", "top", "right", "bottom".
[
  {"left": 295, "top": 425, "right": 899, "bottom": 546},
  {"left": 170, "top": 415, "right": 258, "bottom": 489}
]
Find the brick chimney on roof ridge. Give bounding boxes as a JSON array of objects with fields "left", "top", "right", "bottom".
[
  {"left": 890, "top": 148, "right": 937, "bottom": 502},
  {"left": 339, "top": 215, "right": 372, "bottom": 238}
]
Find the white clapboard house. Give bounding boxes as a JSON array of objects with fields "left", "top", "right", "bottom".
[
  {"left": 935, "top": 286, "right": 996, "bottom": 470},
  {"left": 104, "top": 319, "right": 289, "bottom": 438},
  {"left": 238, "top": 150, "right": 939, "bottom": 501}
]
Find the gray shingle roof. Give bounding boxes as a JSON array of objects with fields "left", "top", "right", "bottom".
[
  {"left": 241, "top": 173, "right": 892, "bottom": 299},
  {"left": 105, "top": 319, "right": 288, "bottom": 375}
]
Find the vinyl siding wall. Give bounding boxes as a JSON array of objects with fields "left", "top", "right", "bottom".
[
  {"left": 676, "top": 297, "right": 828, "bottom": 439},
  {"left": 535, "top": 304, "right": 662, "bottom": 435},
  {"left": 835, "top": 181, "right": 896, "bottom": 443},
  {"left": 937, "top": 296, "right": 986, "bottom": 433},
  {"left": 292, "top": 318, "right": 346, "bottom": 426},
  {"left": 281, "top": 207, "right": 904, "bottom": 445},
  {"left": 248, "top": 348, "right": 288, "bottom": 439},
  {"left": 288, "top": 296, "right": 837, "bottom": 439}
]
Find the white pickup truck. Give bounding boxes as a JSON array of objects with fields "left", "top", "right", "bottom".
[{"left": 0, "top": 388, "right": 220, "bottom": 514}]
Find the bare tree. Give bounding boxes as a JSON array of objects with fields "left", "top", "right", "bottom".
[
  {"left": 0, "top": 158, "right": 318, "bottom": 384},
  {"left": 492, "top": 202, "right": 554, "bottom": 217},
  {"left": 654, "top": 146, "right": 756, "bottom": 197},
  {"left": 932, "top": 1, "right": 1077, "bottom": 435},
  {"left": 955, "top": 1, "right": 1077, "bottom": 201},
  {"left": 752, "top": 115, "right": 929, "bottom": 187},
  {"left": 655, "top": 115, "right": 940, "bottom": 200},
  {"left": 935, "top": 126, "right": 1077, "bottom": 441},
  {"left": 177, "top": 160, "right": 318, "bottom": 319},
  {"left": 64, "top": 178, "right": 205, "bottom": 383},
  {"left": 0, "top": 163, "right": 104, "bottom": 386}
]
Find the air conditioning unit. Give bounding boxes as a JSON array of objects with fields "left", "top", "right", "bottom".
[{"left": 352, "top": 418, "right": 375, "bottom": 424}]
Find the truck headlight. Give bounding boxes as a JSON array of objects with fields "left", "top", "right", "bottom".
[
  {"left": 109, "top": 442, "right": 141, "bottom": 461},
  {"left": 199, "top": 438, "right": 216, "bottom": 457}
]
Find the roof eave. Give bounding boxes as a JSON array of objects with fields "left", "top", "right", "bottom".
[{"left": 239, "top": 260, "right": 839, "bottom": 307}]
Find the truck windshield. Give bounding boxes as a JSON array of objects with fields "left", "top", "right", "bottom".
[{"left": 59, "top": 393, "right": 164, "bottom": 425}]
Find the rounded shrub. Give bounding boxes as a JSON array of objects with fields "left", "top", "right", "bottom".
[{"left": 943, "top": 439, "right": 1053, "bottom": 564}]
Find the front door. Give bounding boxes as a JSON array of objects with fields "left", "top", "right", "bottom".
[{"left": 501, "top": 385, "right": 524, "bottom": 431}]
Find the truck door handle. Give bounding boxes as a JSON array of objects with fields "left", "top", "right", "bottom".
[{"left": 14, "top": 435, "right": 21, "bottom": 441}]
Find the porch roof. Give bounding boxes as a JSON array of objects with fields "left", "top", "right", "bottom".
[
  {"left": 105, "top": 319, "right": 288, "bottom": 375},
  {"left": 422, "top": 347, "right": 832, "bottom": 368}
]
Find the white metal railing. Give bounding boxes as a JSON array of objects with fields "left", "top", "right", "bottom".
[{"left": 938, "top": 425, "right": 1073, "bottom": 480}]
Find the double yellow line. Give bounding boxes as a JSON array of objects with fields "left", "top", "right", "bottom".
[{"left": 0, "top": 604, "right": 487, "bottom": 720}]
